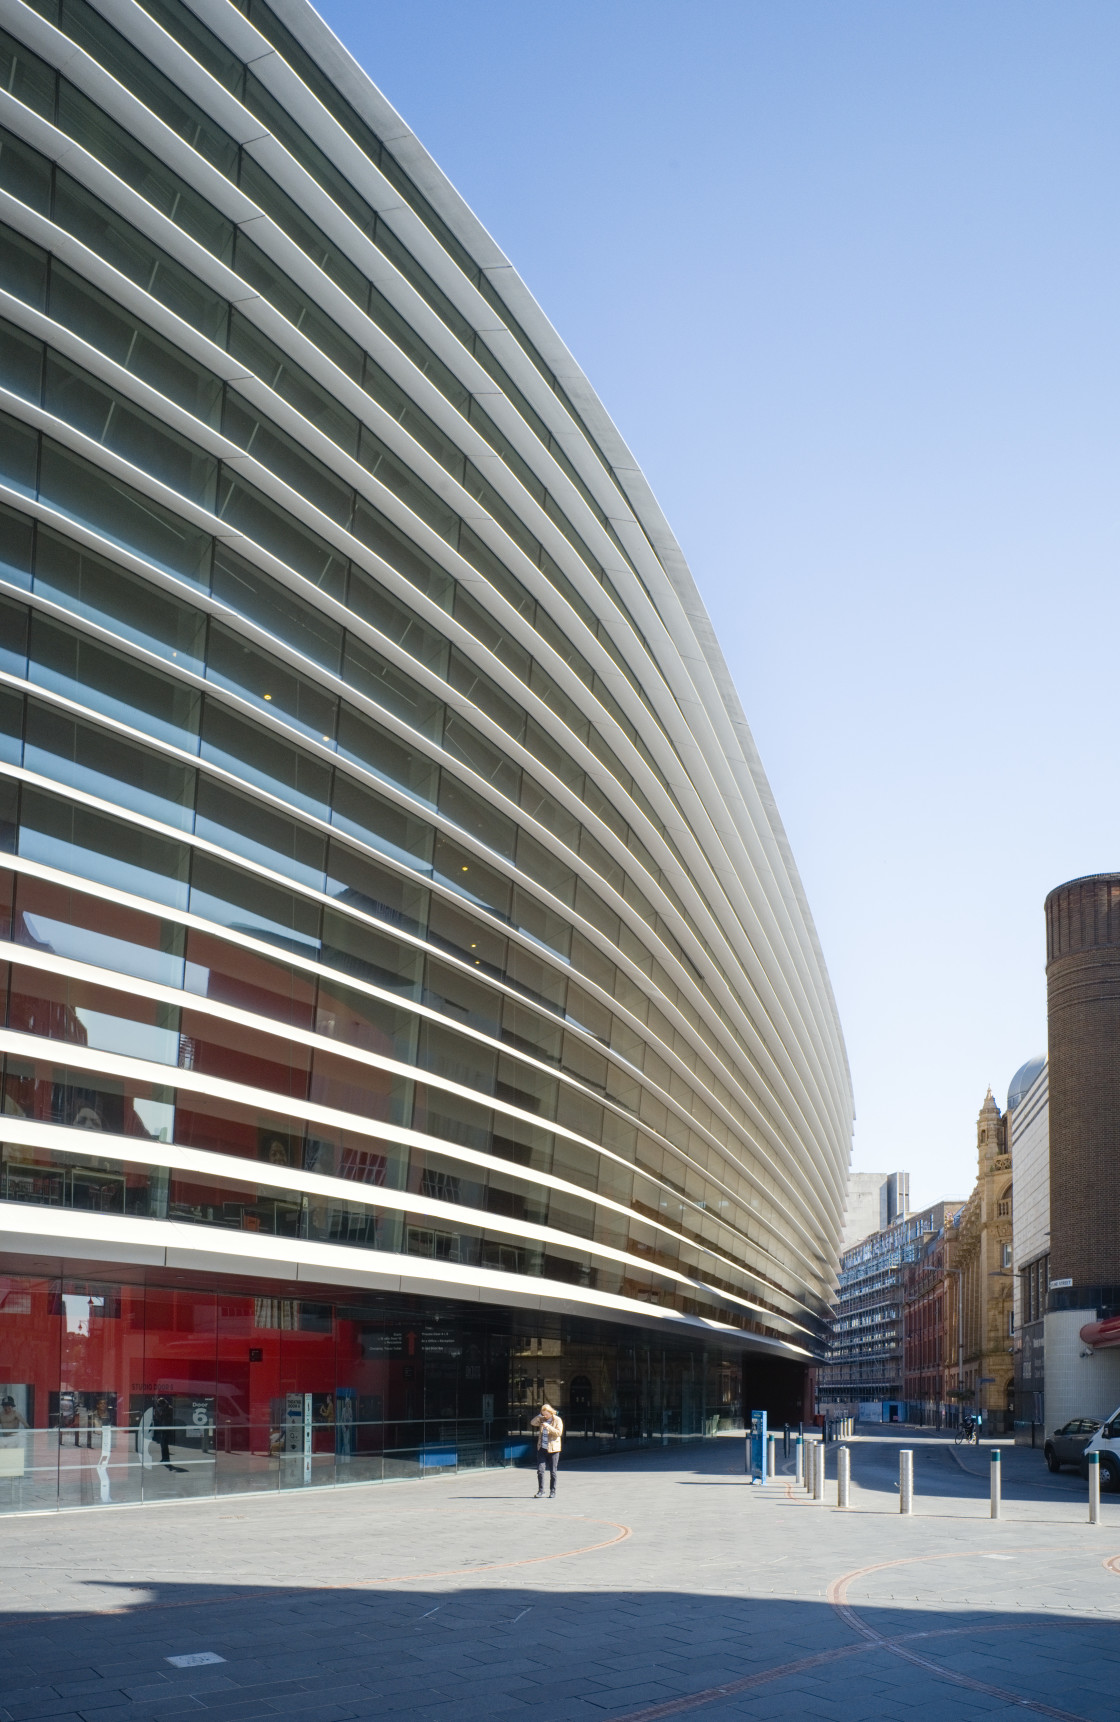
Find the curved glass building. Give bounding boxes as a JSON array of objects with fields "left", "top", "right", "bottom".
[{"left": 0, "top": 0, "right": 852, "bottom": 1508}]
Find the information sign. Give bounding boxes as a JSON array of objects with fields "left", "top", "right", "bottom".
[{"left": 749, "top": 1408, "right": 767, "bottom": 1481}]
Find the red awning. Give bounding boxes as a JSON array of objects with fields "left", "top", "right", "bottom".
[{"left": 1079, "top": 1315, "right": 1120, "bottom": 1349}]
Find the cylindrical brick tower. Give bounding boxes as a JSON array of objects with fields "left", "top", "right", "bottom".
[{"left": 1045, "top": 874, "right": 1120, "bottom": 1308}]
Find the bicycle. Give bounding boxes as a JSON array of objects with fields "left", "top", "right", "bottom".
[{"left": 955, "top": 1417, "right": 978, "bottom": 1445}]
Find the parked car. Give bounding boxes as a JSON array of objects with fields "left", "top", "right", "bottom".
[
  {"left": 1044, "top": 1418, "right": 1100, "bottom": 1473},
  {"left": 1083, "top": 1408, "right": 1120, "bottom": 1491}
]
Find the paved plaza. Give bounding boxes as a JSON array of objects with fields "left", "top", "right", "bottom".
[{"left": 1, "top": 1430, "right": 1118, "bottom": 1722}]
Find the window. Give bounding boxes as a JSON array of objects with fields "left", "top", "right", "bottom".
[
  {"left": 187, "top": 853, "right": 320, "bottom": 953},
  {"left": 30, "top": 613, "right": 202, "bottom": 751},
  {"left": 212, "top": 546, "right": 343, "bottom": 673},
  {"left": 199, "top": 699, "right": 331, "bottom": 820},
  {"left": 49, "top": 263, "right": 223, "bottom": 425},
  {"left": 194, "top": 776, "right": 326, "bottom": 893},
  {"left": 20, "top": 786, "right": 189, "bottom": 910},
  {"left": 57, "top": 81, "right": 234, "bottom": 260},
  {"left": 216, "top": 473, "right": 348, "bottom": 597},
  {"left": 24, "top": 699, "right": 196, "bottom": 831},
  {"left": 205, "top": 623, "right": 339, "bottom": 750},
  {"left": 35, "top": 527, "right": 206, "bottom": 672},
  {"left": 39, "top": 438, "right": 212, "bottom": 584},
  {"left": 45, "top": 352, "right": 219, "bottom": 509}
]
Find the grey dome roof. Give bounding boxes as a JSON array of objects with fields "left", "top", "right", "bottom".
[{"left": 1007, "top": 1056, "right": 1046, "bottom": 1112}]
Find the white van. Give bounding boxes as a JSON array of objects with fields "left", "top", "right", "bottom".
[{"left": 1083, "top": 1408, "right": 1120, "bottom": 1491}]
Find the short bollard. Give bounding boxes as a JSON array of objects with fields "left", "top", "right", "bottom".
[
  {"left": 767, "top": 1433, "right": 777, "bottom": 1480},
  {"left": 783, "top": 1422, "right": 790, "bottom": 1458},
  {"left": 794, "top": 1436, "right": 803, "bottom": 1487},
  {"left": 813, "top": 1440, "right": 825, "bottom": 1502},
  {"left": 990, "top": 1447, "right": 1001, "bottom": 1519},
  {"left": 899, "top": 1447, "right": 913, "bottom": 1515},
  {"left": 1089, "top": 1450, "right": 1100, "bottom": 1524},
  {"left": 837, "top": 1444, "right": 850, "bottom": 1508}
]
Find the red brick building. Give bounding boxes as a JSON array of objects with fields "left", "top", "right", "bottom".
[{"left": 902, "top": 1223, "right": 959, "bottom": 1425}]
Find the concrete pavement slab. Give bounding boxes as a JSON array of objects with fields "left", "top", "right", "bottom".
[{"left": 1, "top": 1432, "right": 1118, "bottom": 1722}]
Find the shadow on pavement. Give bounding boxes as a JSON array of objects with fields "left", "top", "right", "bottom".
[{"left": 0, "top": 1575, "right": 1116, "bottom": 1722}]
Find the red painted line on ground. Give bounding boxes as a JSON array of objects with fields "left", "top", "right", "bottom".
[
  {"left": 607, "top": 1642, "right": 871, "bottom": 1721},
  {"left": 827, "top": 1554, "right": 1105, "bottom": 1722},
  {"left": 608, "top": 1544, "right": 1120, "bottom": 1722}
]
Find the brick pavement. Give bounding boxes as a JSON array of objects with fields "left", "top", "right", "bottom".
[{"left": 1, "top": 1430, "right": 1118, "bottom": 1722}]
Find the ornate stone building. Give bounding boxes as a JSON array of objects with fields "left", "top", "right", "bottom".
[{"left": 953, "top": 1090, "right": 1015, "bottom": 1431}]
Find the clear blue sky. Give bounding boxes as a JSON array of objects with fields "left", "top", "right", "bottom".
[{"left": 318, "top": 0, "right": 1119, "bottom": 1208}]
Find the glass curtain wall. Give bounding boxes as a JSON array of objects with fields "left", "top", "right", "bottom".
[
  {"left": 0, "top": 0, "right": 852, "bottom": 1510},
  {"left": 0, "top": 1269, "right": 740, "bottom": 1513}
]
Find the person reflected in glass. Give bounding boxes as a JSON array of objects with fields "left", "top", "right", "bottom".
[
  {"left": 153, "top": 1393, "right": 187, "bottom": 1473},
  {"left": 337, "top": 1393, "right": 353, "bottom": 1459},
  {"left": 0, "top": 1396, "right": 27, "bottom": 1434}
]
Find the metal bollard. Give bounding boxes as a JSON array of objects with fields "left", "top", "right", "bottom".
[
  {"left": 794, "top": 1436, "right": 803, "bottom": 1487},
  {"left": 814, "top": 1439, "right": 825, "bottom": 1502},
  {"left": 837, "top": 1444, "right": 850, "bottom": 1508},
  {"left": 783, "top": 1422, "right": 790, "bottom": 1458},
  {"left": 1089, "top": 1450, "right": 1100, "bottom": 1524},
  {"left": 899, "top": 1448, "right": 913, "bottom": 1514},
  {"left": 767, "top": 1433, "right": 776, "bottom": 1480},
  {"left": 990, "top": 1447, "right": 1001, "bottom": 1519}
]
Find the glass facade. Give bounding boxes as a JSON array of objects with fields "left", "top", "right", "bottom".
[
  {"left": 0, "top": 0, "right": 852, "bottom": 1509},
  {"left": 0, "top": 1268, "right": 750, "bottom": 1512}
]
